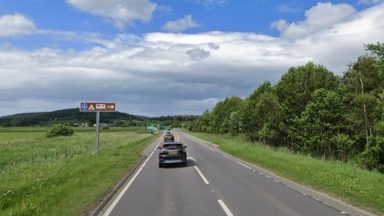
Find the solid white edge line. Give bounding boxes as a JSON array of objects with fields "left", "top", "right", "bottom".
[
  {"left": 197, "top": 141, "right": 216, "bottom": 151},
  {"left": 184, "top": 133, "right": 216, "bottom": 151},
  {"left": 236, "top": 161, "right": 252, "bottom": 170},
  {"left": 218, "top": 199, "right": 234, "bottom": 216},
  {"left": 223, "top": 155, "right": 233, "bottom": 160},
  {"left": 194, "top": 166, "right": 209, "bottom": 184},
  {"left": 102, "top": 141, "right": 161, "bottom": 216}
]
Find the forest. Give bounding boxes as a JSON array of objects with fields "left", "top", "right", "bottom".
[{"left": 189, "top": 42, "right": 384, "bottom": 172}]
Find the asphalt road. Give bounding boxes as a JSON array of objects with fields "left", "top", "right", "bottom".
[{"left": 100, "top": 131, "right": 372, "bottom": 216}]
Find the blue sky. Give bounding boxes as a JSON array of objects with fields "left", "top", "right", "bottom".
[
  {"left": 0, "top": 0, "right": 373, "bottom": 48},
  {"left": 0, "top": 0, "right": 384, "bottom": 116},
  {"left": 0, "top": 1, "right": 369, "bottom": 33}
]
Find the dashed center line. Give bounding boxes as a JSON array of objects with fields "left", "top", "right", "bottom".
[
  {"left": 218, "top": 199, "right": 234, "bottom": 216},
  {"left": 194, "top": 166, "right": 210, "bottom": 184}
]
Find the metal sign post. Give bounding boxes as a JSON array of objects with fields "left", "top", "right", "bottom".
[
  {"left": 79, "top": 102, "right": 116, "bottom": 155},
  {"left": 95, "top": 111, "right": 100, "bottom": 155}
]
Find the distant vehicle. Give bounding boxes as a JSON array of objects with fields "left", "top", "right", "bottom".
[
  {"left": 163, "top": 132, "right": 175, "bottom": 142},
  {"left": 158, "top": 142, "right": 187, "bottom": 168}
]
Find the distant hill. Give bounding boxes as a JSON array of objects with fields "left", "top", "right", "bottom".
[{"left": 0, "top": 108, "right": 147, "bottom": 126}]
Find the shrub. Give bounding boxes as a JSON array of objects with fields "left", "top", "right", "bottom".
[
  {"left": 46, "top": 124, "right": 74, "bottom": 138},
  {"left": 358, "top": 136, "right": 384, "bottom": 172}
]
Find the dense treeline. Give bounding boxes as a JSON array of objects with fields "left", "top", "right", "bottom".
[
  {"left": 0, "top": 108, "right": 143, "bottom": 126},
  {"left": 189, "top": 43, "right": 384, "bottom": 172},
  {"left": 148, "top": 115, "right": 199, "bottom": 128}
]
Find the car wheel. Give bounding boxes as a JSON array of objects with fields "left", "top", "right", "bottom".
[
  {"left": 159, "top": 163, "right": 162, "bottom": 168},
  {"left": 183, "top": 161, "right": 188, "bottom": 167}
]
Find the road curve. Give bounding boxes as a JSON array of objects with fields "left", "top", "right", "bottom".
[{"left": 99, "top": 131, "right": 372, "bottom": 216}]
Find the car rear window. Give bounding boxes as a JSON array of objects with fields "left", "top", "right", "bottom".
[{"left": 163, "top": 144, "right": 182, "bottom": 149}]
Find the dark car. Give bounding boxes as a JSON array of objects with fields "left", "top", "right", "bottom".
[
  {"left": 163, "top": 132, "right": 175, "bottom": 142},
  {"left": 158, "top": 142, "right": 187, "bottom": 168}
]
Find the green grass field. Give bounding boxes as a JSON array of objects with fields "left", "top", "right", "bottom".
[
  {"left": 0, "top": 127, "right": 156, "bottom": 216},
  {"left": 188, "top": 132, "right": 384, "bottom": 215}
]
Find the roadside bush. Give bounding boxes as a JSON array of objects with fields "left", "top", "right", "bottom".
[
  {"left": 46, "top": 124, "right": 74, "bottom": 138},
  {"left": 358, "top": 136, "right": 384, "bottom": 172}
]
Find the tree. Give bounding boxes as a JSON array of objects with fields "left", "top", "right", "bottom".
[
  {"left": 275, "top": 62, "right": 338, "bottom": 149},
  {"left": 255, "top": 93, "right": 284, "bottom": 146},
  {"left": 189, "top": 110, "right": 212, "bottom": 132},
  {"left": 343, "top": 55, "right": 381, "bottom": 149},
  {"left": 359, "top": 135, "right": 384, "bottom": 172},
  {"left": 240, "top": 85, "right": 283, "bottom": 145},
  {"left": 298, "top": 89, "right": 347, "bottom": 157},
  {"left": 228, "top": 111, "right": 241, "bottom": 135},
  {"left": 366, "top": 42, "right": 384, "bottom": 80},
  {"left": 343, "top": 55, "right": 381, "bottom": 94},
  {"left": 276, "top": 62, "right": 338, "bottom": 120},
  {"left": 240, "top": 82, "right": 274, "bottom": 141},
  {"left": 210, "top": 96, "right": 243, "bottom": 133},
  {"left": 333, "top": 134, "right": 354, "bottom": 162}
]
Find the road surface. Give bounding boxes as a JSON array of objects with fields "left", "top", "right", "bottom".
[{"left": 99, "top": 131, "right": 372, "bottom": 216}]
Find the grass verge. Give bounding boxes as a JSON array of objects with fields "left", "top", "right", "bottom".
[
  {"left": 0, "top": 127, "right": 157, "bottom": 216},
  {"left": 188, "top": 132, "right": 384, "bottom": 215}
]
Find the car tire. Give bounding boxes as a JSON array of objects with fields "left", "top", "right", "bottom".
[
  {"left": 183, "top": 161, "right": 188, "bottom": 167},
  {"left": 159, "top": 163, "right": 162, "bottom": 168}
]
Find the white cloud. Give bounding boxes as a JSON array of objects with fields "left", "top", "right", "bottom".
[
  {"left": 162, "top": 14, "right": 199, "bottom": 32},
  {"left": 0, "top": 13, "right": 36, "bottom": 37},
  {"left": 270, "top": 19, "right": 288, "bottom": 32},
  {"left": 196, "top": 0, "right": 228, "bottom": 7},
  {"left": 271, "top": 2, "right": 356, "bottom": 40},
  {"left": 156, "top": 5, "right": 172, "bottom": 15},
  {"left": 277, "top": 4, "right": 300, "bottom": 13},
  {"left": 1, "top": 3, "right": 384, "bottom": 117},
  {"left": 358, "top": 0, "right": 384, "bottom": 5},
  {"left": 66, "top": 0, "right": 157, "bottom": 30}
]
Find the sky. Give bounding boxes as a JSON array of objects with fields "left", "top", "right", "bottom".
[{"left": 0, "top": 0, "right": 384, "bottom": 117}]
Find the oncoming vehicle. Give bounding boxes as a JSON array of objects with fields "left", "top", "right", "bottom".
[
  {"left": 158, "top": 142, "right": 187, "bottom": 168},
  {"left": 163, "top": 131, "right": 175, "bottom": 142}
]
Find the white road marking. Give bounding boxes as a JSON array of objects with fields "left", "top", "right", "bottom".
[
  {"left": 188, "top": 156, "right": 197, "bottom": 162},
  {"left": 194, "top": 166, "right": 210, "bottom": 184},
  {"left": 218, "top": 199, "right": 234, "bottom": 216},
  {"left": 197, "top": 142, "right": 216, "bottom": 152},
  {"left": 236, "top": 161, "right": 252, "bottom": 170},
  {"left": 184, "top": 133, "right": 216, "bottom": 151},
  {"left": 184, "top": 132, "right": 359, "bottom": 216},
  {"left": 102, "top": 141, "right": 161, "bottom": 216},
  {"left": 175, "top": 133, "right": 180, "bottom": 142}
]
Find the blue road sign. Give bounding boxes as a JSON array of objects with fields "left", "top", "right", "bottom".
[{"left": 81, "top": 103, "right": 87, "bottom": 111}]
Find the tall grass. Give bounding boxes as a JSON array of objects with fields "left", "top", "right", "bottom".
[
  {"left": 0, "top": 127, "right": 156, "bottom": 216},
  {"left": 190, "top": 132, "right": 384, "bottom": 215}
]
